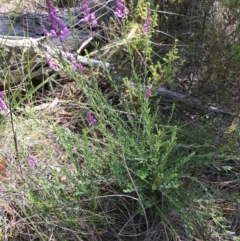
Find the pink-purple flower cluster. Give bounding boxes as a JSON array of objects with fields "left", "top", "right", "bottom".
[
  {"left": 127, "top": 114, "right": 132, "bottom": 120},
  {"left": 46, "top": 49, "right": 83, "bottom": 71},
  {"left": 71, "top": 62, "right": 83, "bottom": 70},
  {"left": 87, "top": 111, "right": 97, "bottom": 126},
  {"left": 67, "top": 54, "right": 83, "bottom": 71},
  {"left": 44, "top": 0, "right": 70, "bottom": 39},
  {"left": 0, "top": 91, "right": 8, "bottom": 112},
  {"left": 82, "top": 0, "right": 98, "bottom": 27},
  {"left": 145, "top": 86, "right": 152, "bottom": 98},
  {"left": 142, "top": 6, "right": 151, "bottom": 33},
  {"left": 114, "top": 0, "right": 129, "bottom": 19},
  {"left": 46, "top": 55, "right": 62, "bottom": 70},
  {"left": 0, "top": 186, "right": 4, "bottom": 195},
  {"left": 27, "top": 156, "right": 40, "bottom": 166}
]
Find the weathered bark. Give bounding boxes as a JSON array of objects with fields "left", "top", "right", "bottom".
[
  {"left": 0, "top": 1, "right": 117, "bottom": 85},
  {"left": 0, "top": 0, "right": 116, "bottom": 37}
]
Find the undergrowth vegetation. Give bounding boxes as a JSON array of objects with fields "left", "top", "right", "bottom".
[{"left": 0, "top": 0, "right": 240, "bottom": 240}]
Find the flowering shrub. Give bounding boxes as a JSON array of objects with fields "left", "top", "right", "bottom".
[
  {"left": 27, "top": 156, "right": 40, "bottom": 166},
  {"left": 42, "top": 0, "right": 85, "bottom": 71},
  {"left": 126, "top": 114, "right": 132, "bottom": 120},
  {"left": 142, "top": 5, "right": 151, "bottom": 33},
  {"left": 114, "top": 0, "right": 129, "bottom": 19},
  {"left": 45, "top": 0, "right": 70, "bottom": 39},
  {"left": 45, "top": 55, "right": 62, "bottom": 70},
  {"left": 82, "top": 0, "right": 98, "bottom": 26},
  {"left": 66, "top": 54, "right": 83, "bottom": 71},
  {"left": 87, "top": 111, "right": 97, "bottom": 126},
  {"left": 145, "top": 86, "right": 152, "bottom": 98}
]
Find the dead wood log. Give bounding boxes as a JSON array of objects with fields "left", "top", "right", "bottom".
[{"left": 112, "top": 73, "right": 238, "bottom": 117}]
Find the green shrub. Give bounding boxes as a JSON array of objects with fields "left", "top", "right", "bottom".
[{"left": 1, "top": 1, "right": 239, "bottom": 240}]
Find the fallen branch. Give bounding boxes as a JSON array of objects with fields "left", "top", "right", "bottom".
[{"left": 113, "top": 74, "right": 238, "bottom": 117}]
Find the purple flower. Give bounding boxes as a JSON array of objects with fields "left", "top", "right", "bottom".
[
  {"left": 27, "top": 156, "right": 40, "bottom": 166},
  {"left": 0, "top": 91, "right": 8, "bottom": 112},
  {"left": 48, "top": 59, "right": 59, "bottom": 70},
  {"left": 82, "top": 0, "right": 98, "bottom": 26},
  {"left": 50, "top": 29, "right": 57, "bottom": 38},
  {"left": 114, "top": 0, "right": 129, "bottom": 19},
  {"left": 71, "top": 63, "right": 83, "bottom": 70},
  {"left": 142, "top": 6, "right": 151, "bottom": 33},
  {"left": 41, "top": 22, "right": 50, "bottom": 37},
  {"left": 0, "top": 186, "right": 4, "bottom": 195},
  {"left": 208, "top": 220, "right": 214, "bottom": 226},
  {"left": 127, "top": 114, "right": 132, "bottom": 120},
  {"left": 76, "top": 63, "right": 83, "bottom": 70},
  {"left": 145, "top": 86, "right": 152, "bottom": 98},
  {"left": 68, "top": 54, "right": 83, "bottom": 70},
  {"left": 60, "top": 27, "right": 70, "bottom": 39},
  {"left": 87, "top": 111, "right": 97, "bottom": 126},
  {"left": 61, "top": 52, "right": 83, "bottom": 70},
  {"left": 0, "top": 99, "right": 7, "bottom": 112},
  {"left": 45, "top": 0, "right": 70, "bottom": 39},
  {"left": 46, "top": 55, "right": 61, "bottom": 70}
]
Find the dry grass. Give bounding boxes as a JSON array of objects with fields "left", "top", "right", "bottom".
[
  {"left": 0, "top": 103, "right": 73, "bottom": 181},
  {"left": 0, "top": 107, "right": 75, "bottom": 238}
]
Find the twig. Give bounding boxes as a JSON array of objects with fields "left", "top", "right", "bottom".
[{"left": 6, "top": 84, "right": 23, "bottom": 176}]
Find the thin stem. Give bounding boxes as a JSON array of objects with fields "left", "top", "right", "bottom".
[
  {"left": 7, "top": 86, "right": 23, "bottom": 176},
  {"left": 121, "top": 153, "right": 149, "bottom": 231}
]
